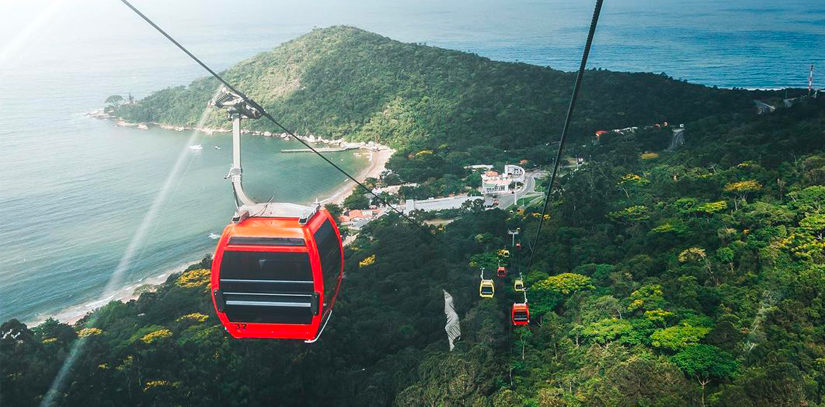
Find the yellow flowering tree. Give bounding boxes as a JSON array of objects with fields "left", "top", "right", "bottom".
[
  {"left": 723, "top": 180, "right": 762, "bottom": 209},
  {"left": 778, "top": 234, "right": 819, "bottom": 259},
  {"left": 695, "top": 201, "right": 728, "bottom": 216},
  {"left": 531, "top": 212, "right": 551, "bottom": 220},
  {"left": 176, "top": 313, "right": 209, "bottom": 323},
  {"left": 359, "top": 254, "right": 376, "bottom": 267},
  {"left": 609, "top": 205, "right": 649, "bottom": 224},
  {"left": 140, "top": 329, "right": 173, "bottom": 344},
  {"left": 78, "top": 327, "right": 103, "bottom": 338},
  {"left": 618, "top": 174, "right": 649, "bottom": 198},
  {"left": 645, "top": 309, "right": 675, "bottom": 327},
  {"left": 534, "top": 273, "right": 594, "bottom": 295},
  {"left": 176, "top": 269, "right": 210, "bottom": 288}
]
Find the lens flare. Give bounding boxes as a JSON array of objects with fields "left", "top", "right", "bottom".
[{"left": 41, "top": 88, "right": 220, "bottom": 406}]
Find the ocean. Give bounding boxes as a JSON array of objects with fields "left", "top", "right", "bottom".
[{"left": 1, "top": 0, "right": 823, "bottom": 323}]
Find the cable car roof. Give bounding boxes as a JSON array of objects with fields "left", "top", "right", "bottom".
[
  {"left": 224, "top": 216, "right": 314, "bottom": 242},
  {"left": 234, "top": 202, "right": 319, "bottom": 223}
]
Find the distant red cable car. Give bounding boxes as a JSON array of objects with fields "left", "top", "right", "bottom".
[
  {"left": 511, "top": 302, "right": 530, "bottom": 326},
  {"left": 497, "top": 265, "right": 507, "bottom": 278},
  {"left": 208, "top": 88, "right": 344, "bottom": 343},
  {"left": 515, "top": 242, "right": 521, "bottom": 250}
]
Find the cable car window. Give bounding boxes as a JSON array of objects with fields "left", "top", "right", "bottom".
[
  {"left": 314, "top": 219, "right": 342, "bottom": 301},
  {"left": 221, "top": 251, "right": 312, "bottom": 281},
  {"left": 219, "top": 251, "right": 315, "bottom": 324}
]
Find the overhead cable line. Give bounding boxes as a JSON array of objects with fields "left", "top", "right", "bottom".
[
  {"left": 119, "top": 0, "right": 461, "bottom": 254},
  {"left": 526, "top": 0, "right": 604, "bottom": 269}
]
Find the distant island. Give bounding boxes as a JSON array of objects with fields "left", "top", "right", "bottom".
[
  {"left": 113, "top": 26, "right": 761, "bottom": 149},
  {"left": 5, "top": 25, "right": 825, "bottom": 407}
]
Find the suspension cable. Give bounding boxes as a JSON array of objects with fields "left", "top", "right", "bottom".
[
  {"left": 526, "top": 0, "right": 604, "bottom": 269},
  {"left": 119, "top": 0, "right": 461, "bottom": 253}
]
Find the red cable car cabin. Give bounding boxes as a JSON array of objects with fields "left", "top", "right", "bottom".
[
  {"left": 497, "top": 266, "right": 507, "bottom": 278},
  {"left": 211, "top": 205, "right": 343, "bottom": 342},
  {"left": 511, "top": 303, "right": 530, "bottom": 326}
]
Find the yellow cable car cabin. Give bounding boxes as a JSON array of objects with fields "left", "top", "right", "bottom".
[
  {"left": 479, "top": 279, "right": 495, "bottom": 298},
  {"left": 497, "top": 249, "right": 510, "bottom": 259},
  {"left": 514, "top": 278, "right": 525, "bottom": 292}
]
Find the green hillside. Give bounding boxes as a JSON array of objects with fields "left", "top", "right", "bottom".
[
  {"left": 7, "top": 98, "right": 825, "bottom": 406},
  {"left": 116, "top": 25, "right": 753, "bottom": 155},
  {"left": 7, "top": 26, "right": 825, "bottom": 406}
]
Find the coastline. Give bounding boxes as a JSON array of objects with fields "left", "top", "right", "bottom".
[
  {"left": 321, "top": 148, "right": 394, "bottom": 206},
  {"left": 90, "top": 111, "right": 396, "bottom": 206},
  {"left": 26, "top": 258, "right": 202, "bottom": 327},
  {"left": 28, "top": 114, "right": 394, "bottom": 327}
]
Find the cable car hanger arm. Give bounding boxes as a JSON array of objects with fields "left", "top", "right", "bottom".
[{"left": 210, "top": 88, "right": 261, "bottom": 209}]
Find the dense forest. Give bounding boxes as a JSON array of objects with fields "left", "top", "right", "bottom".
[{"left": 5, "top": 26, "right": 825, "bottom": 406}]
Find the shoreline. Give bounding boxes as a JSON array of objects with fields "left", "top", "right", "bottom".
[
  {"left": 26, "top": 258, "right": 202, "bottom": 327},
  {"left": 89, "top": 110, "right": 392, "bottom": 152},
  {"left": 91, "top": 111, "right": 396, "bottom": 207},
  {"left": 321, "top": 148, "right": 394, "bottom": 206},
  {"left": 27, "top": 115, "right": 394, "bottom": 327}
]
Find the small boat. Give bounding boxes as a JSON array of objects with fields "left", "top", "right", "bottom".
[
  {"left": 208, "top": 233, "right": 220, "bottom": 240},
  {"left": 214, "top": 145, "right": 221, "bottom": 150},
  {"left": 189, "top": 144, "right": 203, "bottom": 150}
]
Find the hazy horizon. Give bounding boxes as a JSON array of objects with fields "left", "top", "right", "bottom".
[{"left": 2, "top": 0, "right": 824, "bottom": 93}]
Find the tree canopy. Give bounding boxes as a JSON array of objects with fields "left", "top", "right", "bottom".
[{"left": 7, "top": 25, "right": 825, "bottom": 407}]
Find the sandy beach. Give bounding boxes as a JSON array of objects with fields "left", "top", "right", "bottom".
[{"left": 321, "top": 147, "right": 394, "bottom": 206}]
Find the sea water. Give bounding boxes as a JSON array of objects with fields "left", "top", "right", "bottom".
[{"left": 1, "top": 0, "right": 823, "bottom": 323}]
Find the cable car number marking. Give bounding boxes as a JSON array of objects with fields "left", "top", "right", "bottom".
[{"left": 235, "top": 323, "right": 248, "bottom": 330}]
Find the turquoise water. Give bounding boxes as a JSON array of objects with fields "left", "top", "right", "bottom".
[
  {"left": 0, "top": 118, "right": 365, "bottom": 323},
  {"left": 1, "top": 0, "right": 823, "bottom": 323}
]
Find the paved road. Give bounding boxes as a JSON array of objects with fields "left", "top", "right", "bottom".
[
  {"left": 404, "top": 195, "right": 484, "bottom": 214},
  {"left": 492, "top": 171, "right": 543, "bottom": 209}
]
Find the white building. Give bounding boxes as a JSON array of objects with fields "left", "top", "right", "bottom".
[
  {"left": 504, "top": 165, "right": 525, "bottom": 183},
  {"left": 481, "top": 171, "right": 511, "bottom": 195},
  {"left": 481, "top": 165, "right": 525, "bottom": 195},
  {"left": 404, "top": 196, "right": 484, "bottom": 214},
  {"left": 464, "top": 164, "right": 494, "bottom": 170}
]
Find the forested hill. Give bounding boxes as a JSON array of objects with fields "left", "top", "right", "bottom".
[
  {"left": 8, "top": 97, "right": 825, "bottom": 406},
  {"left": 116, "top": 25, "right": 754, "bottom": 153},
  {"left": 9, "top": 24, "right": 825, "bottom": 407}
]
